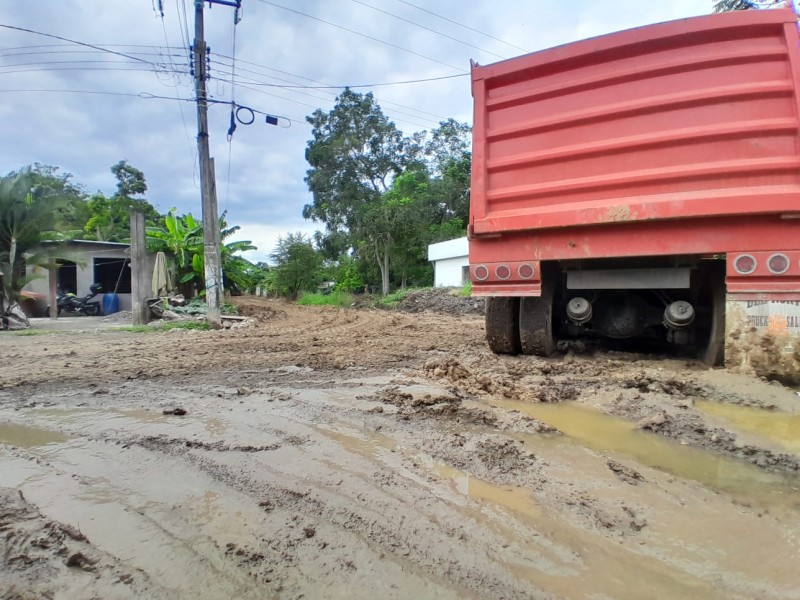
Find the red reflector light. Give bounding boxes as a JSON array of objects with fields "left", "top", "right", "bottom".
[
  {"left": 495, "top": 265, "right": 511, "bottom": 280},
  {"left": 733, "top": 254, "right": 757, "bottom": 275},
  {"left": 473, "top": 265, "right": 489, "bottom": 281},
  {"left": 767, "top": 253, "right": 789, "bottom": 275},
  {"left": 518, "top": 263, "right": 535, "bottom": 279}
]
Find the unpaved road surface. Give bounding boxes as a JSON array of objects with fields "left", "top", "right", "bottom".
[{"left": 1, "top": 297, "right": 799, "bottom": 599}]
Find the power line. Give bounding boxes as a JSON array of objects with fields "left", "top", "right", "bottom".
[
  {"left": 0, "top": 48, "right": 184, "bottom": 59},
  {"left": 0, "top": 24, "right": 160, "bottom": 66},
  {"left": 350, "top": 0, "right": 507, "bottom": 60},
  {"left": 157, "top": 3, "right": 199, "bottom": 188},
  {"left": 393, "top": 0, "right": 530, "bottom": 54},
  {"left": 213, "top": 55, "right": 467, "bottom": 90},
  {"left": 209, "top": 64, "right": 444, "bottom": 127},
  {"left": 211, "top": 51, "right": 457, "bottom": 120},
  {"left": 0, "top": 65, "right": 184, "bottom": 76},
  {"left": 253, "top": 0, "right": 466, "bottom": 73}
]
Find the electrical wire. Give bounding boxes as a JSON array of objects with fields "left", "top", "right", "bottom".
[
  {"left": 0, "top": 24, "right": 160, "bottom": 66},
  {"left": 209, "top": 68, "right": 443, "bottom": 127},
  {"left": 252, "top": 0, "right": 466, "bottom": 72},
  {"left": 350, "top": 0, "right": 507, "bottom": 60},
  {"left": 211, "top": 51, "right": 456, "bottom": 120},
  {"left": 157, "top": 4, "right": 199, "bottom": 188},
  {"left": 225, "top": 8, "right": 240, "bottom": 212},
  {"left": 393, "top": 0, "right": 530, "bottom": 54}
]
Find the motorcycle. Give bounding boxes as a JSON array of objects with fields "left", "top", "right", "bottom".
[{"left": 47, "top": 283, "right": 103, "bottom": 316}]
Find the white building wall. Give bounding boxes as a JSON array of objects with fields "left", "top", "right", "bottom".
[
  {"left": 434, "top": 256, "right": 470, "bottom": 287},
  {"left": 428, "top": 237, "right": 469, "bottom": 288},
  {"left": 24, "top": 244, "right": 157, "bottom": 316}
]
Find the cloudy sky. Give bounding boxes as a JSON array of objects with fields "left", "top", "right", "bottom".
[{"left": 0, "top": 0, "right": 721, "bottom": 261}]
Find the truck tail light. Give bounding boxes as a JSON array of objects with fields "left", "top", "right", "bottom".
[
  {"left": 767, "top": 253, "right": 789, "bottom": 274},
  {"left": 518, "top": 263, "right": 535, "bottom": 279},
  {"left": 474, "top": 265, "right": 489, "bottom": 281},
  {"left": 733, "top": 254, "right": 757, "bottom": 275},
  {"left": 495, "top": 265, "right": 511, "bottom": 280}
]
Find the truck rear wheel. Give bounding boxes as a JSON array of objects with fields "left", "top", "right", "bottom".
[
  {"left": 485, "top": 297, "right": 520, "bottom": 354},
  {"left": 697, "top": 264, "right": 726, "bottom": 367},
  {"left": 520, "top": 265, "right": 557, "bottom": 357}
]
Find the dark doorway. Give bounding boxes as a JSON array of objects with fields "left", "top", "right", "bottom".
[
  {"left": 57, "top": 260, "right": 77, "bottom": 295},
  {"left": 94, "top": 258, "right": 131, "bottom": 294}
]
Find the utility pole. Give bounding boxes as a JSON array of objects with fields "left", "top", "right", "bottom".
[{"left": 193, "top": 0, "right": 240, "bottom": 327}]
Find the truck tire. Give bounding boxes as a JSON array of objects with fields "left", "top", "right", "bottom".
[
  {"left": 520, "top": 265, "right": 557, "bottom": 357},
  {"left": 485, "top": 297, "right": 520, "bottom": 354},
  {"left": 698, "top": 265, "right": 726, "bottom": 367}
]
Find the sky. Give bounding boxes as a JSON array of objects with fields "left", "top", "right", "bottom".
[{"left": 0, "top": 0, "right": 720, "bottom": 262}]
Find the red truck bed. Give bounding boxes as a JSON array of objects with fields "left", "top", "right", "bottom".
[{"left": 470, "top": 9, "right": 800, "bottom": 280}]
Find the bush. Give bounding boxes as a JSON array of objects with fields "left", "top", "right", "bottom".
[
  {"left": 375, "top": 288, "right": 416, "bottom": 307},
  {"left": 297, "top": 291, "right": 354, "bottom": 307}
]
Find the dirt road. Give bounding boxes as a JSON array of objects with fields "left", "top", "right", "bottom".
[{"left": 1, "top": 297, "right": 799, "bottom": 599}]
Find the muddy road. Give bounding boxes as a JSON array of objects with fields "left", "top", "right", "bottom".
[{"left": 1, "top": 297, "right": 799, "bottom": 599}]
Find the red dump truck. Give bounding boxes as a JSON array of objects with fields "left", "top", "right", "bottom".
[{"left": 469, "top": 8, "right": 800, "bottom": 365}]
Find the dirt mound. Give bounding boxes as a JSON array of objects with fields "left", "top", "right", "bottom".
[
  {"left": 228, "top": 296, "right": 288, "bottom": 320},
  {"left": 394, "top": 288, "right": 485, "bottom": 316}
]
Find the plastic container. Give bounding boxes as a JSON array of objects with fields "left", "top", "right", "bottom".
[{"left": 102, "top": 292, "right": 120, "bottom": 315}]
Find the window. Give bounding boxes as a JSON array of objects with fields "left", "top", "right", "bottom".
[
  {"left": 462, "top": 265, "right": 470, "bottom": 284},
  {"left": 94, "top": 257, "right": 131, "bottom": 294}
]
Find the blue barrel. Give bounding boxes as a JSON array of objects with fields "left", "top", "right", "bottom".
[{"left": 102, "top": 293, "right": 120, "bottom": 315}]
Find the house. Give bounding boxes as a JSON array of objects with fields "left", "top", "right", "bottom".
[
  {"left": 428, "top": 237, "right": 469, "bottom": 288},
  {"left": 23, "top": 240, "right": 156, "bottom": 316}
]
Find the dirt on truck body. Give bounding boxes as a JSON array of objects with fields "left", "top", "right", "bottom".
[{"left": 1, "top": 295, "right": 799, "bottom": 600}]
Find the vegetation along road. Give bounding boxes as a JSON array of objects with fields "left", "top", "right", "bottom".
[{"left": 1, "top": 294, "right": 799, "bottom": 599}]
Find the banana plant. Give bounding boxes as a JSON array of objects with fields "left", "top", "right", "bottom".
[{"left": 146, "top": 209, "right": 203, "bottom": 290}]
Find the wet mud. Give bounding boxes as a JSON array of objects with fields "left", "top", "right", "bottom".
[{"left": 1, "top": 297, "right": 799, "bottom": 599}]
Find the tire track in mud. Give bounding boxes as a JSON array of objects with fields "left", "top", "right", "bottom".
[{"left": 135, "top": 441, "right": 549, "bottom": 600}]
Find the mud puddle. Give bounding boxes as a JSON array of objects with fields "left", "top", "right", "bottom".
[
  {"left": 697, "top": 400, "right": 800, "bottom": 454},
  {"left": 483, "top": 397, "right": 800, "bottom": 509},
  {"left": 0, "top": 422, "right": 70, "bottom": 448}
]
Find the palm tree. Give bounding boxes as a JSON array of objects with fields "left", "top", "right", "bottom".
[{"left": 0, "top": 169, "right": 69, "bottom": 302}]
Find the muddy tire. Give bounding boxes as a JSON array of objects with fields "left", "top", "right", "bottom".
[
  {"left": 520, "top": 265, "right": 557, "bottom": 357},
  {"left": 485, "top": 297, "right": 520, "bottom": 354},
  {"left": 698, "top": 264, "right": 726, "bottom": 367}
]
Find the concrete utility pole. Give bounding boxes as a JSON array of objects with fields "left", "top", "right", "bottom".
[{"left": 193, "top": 0, "right": 239, "bottom": 328}]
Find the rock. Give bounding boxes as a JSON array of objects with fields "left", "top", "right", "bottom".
[
  {"left": 65, "top": 551, "right": 98, "bottom": 571},
  {"left": 161, "top": 309, "right": 180, "bottom": 321}
]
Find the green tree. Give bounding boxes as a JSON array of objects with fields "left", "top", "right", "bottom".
[
  {"left": 270, "top": 232, "right": 322, "bottom": 299},
  {"left": 78, "top": 162, "right": 157, "bottom": 242},
  {"left": 303, "top": 89, "right": 409, "bottom": 252},
  {"left": 713, "top": 0, "right": 779, "bottom": 11},
  {"left": 0, "top": 166, "right": 79, "bottom": 301}
]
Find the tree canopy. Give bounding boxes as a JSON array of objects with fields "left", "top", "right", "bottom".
[{"left": 303, "top": 89, "right": 471, "bottom": 294}]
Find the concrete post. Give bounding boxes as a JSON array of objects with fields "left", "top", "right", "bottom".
[{"left": 130, "top": 209, "right": 148, "bottom": 325}]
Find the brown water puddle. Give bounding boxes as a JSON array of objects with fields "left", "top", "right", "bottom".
[
  {"left": 697, "top": 401, "right": 800, "bottom": 455},
  {"left": 484, "top": 397, "right": 800, "bottom": 507},
  {"left": 316, "top": 425, "right": 728, "bottom": 598},
  {"left": 0, "top": 423, "right": 70, "bottom": 448}
]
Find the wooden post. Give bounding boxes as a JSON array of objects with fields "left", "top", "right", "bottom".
[
  {"left": 48, "top": 258, "right": 57, "bottom": 319},
  {"left": 130, "top": 209, "right": 148, "bottom": 325}
]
